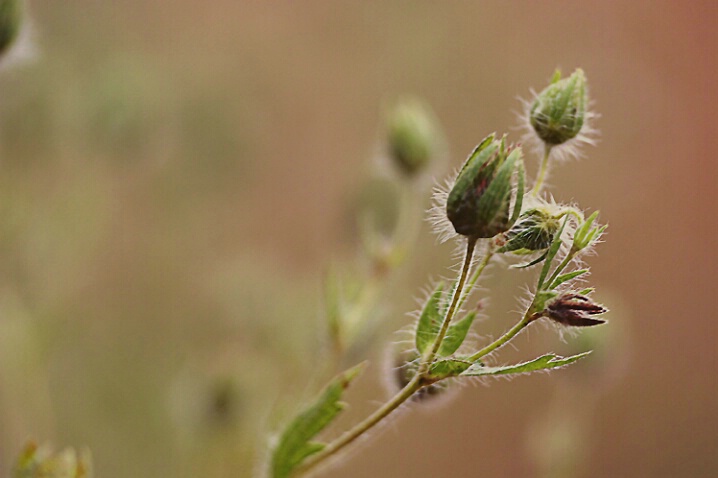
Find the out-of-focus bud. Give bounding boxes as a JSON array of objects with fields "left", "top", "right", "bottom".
[
  {"left": 446, "top": 134, "right": 524, "bottom": 238},
  {"left": 0, "top": 0, "right": 22, "bottom": 57},
  {"left": 496, "top": 207, "right": 561, "bottom": 254},
  {"left": 544, "top": 292, "right": 607, "bottom": 327},
  {"left": 386, "top": 97, "right": 443, "bottom": 177},
  {"left": 530, "top": 69, "right": 587, "bottom": 146},
  {"left": 391, "top": 350, "right": 447, "bottom": 402}
]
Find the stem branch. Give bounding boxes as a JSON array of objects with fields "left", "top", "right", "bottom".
[{"left": 468, "top": 311, "right": 538, "bottom": 362}]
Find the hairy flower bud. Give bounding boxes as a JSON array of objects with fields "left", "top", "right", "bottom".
[
  {"left": 530, "top": 69, "right": 587, "bottom": 146},
  {"left": 544, "top": 292, "right": 607, "bottom": 327},
  {"left": 387, "top": 97, "right": 443, "bottom": 177},
  {"left": 446, "top": 134, "right": 524, "bottom": 238},
  {"left": 0, "top": 0, "right": 22, "bottom": 57},
  {"left": 497, "top": 207, "right": 561, "bottom": 254}
]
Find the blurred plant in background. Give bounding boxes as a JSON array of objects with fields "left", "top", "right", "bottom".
[{"left": 13, "top": 442, "right": 92, "bottom": 478}]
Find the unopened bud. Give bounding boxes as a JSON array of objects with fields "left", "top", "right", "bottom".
[
  {"left": 530, "top": 69, "right": 587, "bottom": 146},
  {"left": 497, "top": 207, "right": 561, "bottom": 254},
  {"left": 387, "top": 97, "right": 442, "bottom": 177},
  {"left": 446, "top": 134, "right": 524, "bottom": 238},
  {"left": 544, "top": 292, "right": 607, "bottom": 327}
]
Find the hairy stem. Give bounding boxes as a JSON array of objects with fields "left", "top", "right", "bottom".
[
  {"left": 530, "top": 144, "right": 552, "bottom": 196},
  {"left": 420, "top": 236, "right": 478, "bottom": 369},
  {"left": 457, "top": 244, "right": 494, "bottom": 311},
  {"left": 468, "top": 310, "right": 538, "bottom": 362},
  {"left": 545, "top": 249, "right": 577, "bottom": 290}
]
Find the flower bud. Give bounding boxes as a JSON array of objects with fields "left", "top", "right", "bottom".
[
  {"left": 544, "top": 292, "right": 607, "bottom": 327},
  {"left": 496, "top": 207, "right": 561, "bottom": 254},
  {"left": 0, "top": 0, "right": 22, "bottom": 57},
  {"left": 446, "top": 134, "right": 524, "bottom": 238},
  {"left": 530, "top": 69, "right": 587, "bottom": 146},
  {"left": 386, "top": 97, "right": 443, "bottom": 177}
]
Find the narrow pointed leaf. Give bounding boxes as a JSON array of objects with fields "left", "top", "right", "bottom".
[
  {"left": 549, "top": 269, "right": 589, "bottom": 290},
  {"left": 577, "top": 287, "right": 595, "bottom": 296},
  {"left": 511, "top": 250, "right": 549, "bottom": 269},
  {"left": 415, "top": 282, "right": 445, "bottom": 354},
  {"left": 460, "top": 352, "right": 591, "bottom": 377},
  {"left": 271, "top": 363, "right": 366, "bottom": 478},
  {"left": 438, "top": 311, "right": 477, "bottom": 356}
]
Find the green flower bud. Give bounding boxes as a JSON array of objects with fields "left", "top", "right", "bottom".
[
  {"left": 530, "top": 69, "right": 587, "bottom": 146},
  {"left": 387, "top": 97, "right": 442, "bottom": 177},
  {"left": 446, "top": 134, "right": 525, "bottom": 238},
  {"left": 497, "top": 207, "right": 561, "bottom": 254},
  {"left": 0, "top": 0, "right": 22, "bottom": 57}
]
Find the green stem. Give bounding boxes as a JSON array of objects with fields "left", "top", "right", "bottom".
[
  {"left": 545, "top": 249, "right": 577, "bottom": 290},
  {"left": 420, "top": 236, "right": 478, "bottom": 369},
  {"left": 457, "top": 244, "right": 494, "bottom": 311},
  {"left": 468, "top": 310, "right": 537, "bottom": 362},
  {"left": 530, "top": 144, "right": 552, "bottom": 196}
]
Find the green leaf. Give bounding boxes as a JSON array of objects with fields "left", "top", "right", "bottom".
[
  {"left": 460, "top": 352, "right": 591, "bottom": 377},
  {"left": 415, "top": 282, "right": 445, "bottom": 354},
  {"left": 577, "top": 287, "right": 595, "bottom": 296},
  {"left": 537, "top": 217, "right": 569, "bottom": 290},
  {"left": 438, "top": 311, "right": 477, "bottom": 356},
  {"left": 271, "top": 363, "right": 366, "bottom": 478},
  {"left": 549, "top": 269, "right": 589, "bottom": 290},
  {"left": 427, "top": 358, "right": 473, "bottom": 380}
]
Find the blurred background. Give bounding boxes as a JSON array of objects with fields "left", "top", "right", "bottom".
[{"left": 0, "top": 1, "right": 716, "bottom": 477}]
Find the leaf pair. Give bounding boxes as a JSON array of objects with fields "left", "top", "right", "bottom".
[{"left": 414, "top": 282, "right": 477, "bottom": 357}]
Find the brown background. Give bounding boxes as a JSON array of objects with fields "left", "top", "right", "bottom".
[{"left": 0, "top": 1, "right": 715, "bottom": 477}]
